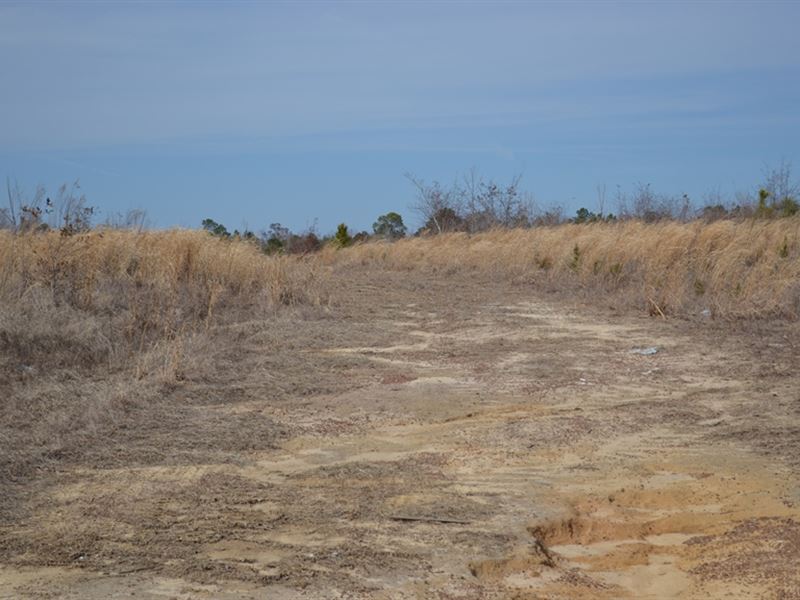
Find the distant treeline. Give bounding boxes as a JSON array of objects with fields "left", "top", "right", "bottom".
[
  {"left": 405, "top": 163, "right": 799, "bottom": 234},
  {"left": 2, "top": 162, "right": 798, "bottom": 253}
]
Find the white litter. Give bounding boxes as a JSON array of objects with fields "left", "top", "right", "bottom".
[{"left": 630, "top": 347, "right": 659, "bottom": 355}]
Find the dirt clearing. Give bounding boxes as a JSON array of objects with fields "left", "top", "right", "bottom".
[{"left": 2, "top": 268, "right": 799, "bottom": 599}]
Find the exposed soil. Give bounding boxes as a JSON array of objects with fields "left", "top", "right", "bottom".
[{"left": 2, "top": 268, "right": 799, "bottom": 599}]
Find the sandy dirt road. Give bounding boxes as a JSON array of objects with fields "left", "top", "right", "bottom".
[{"left": 2, "top": 270, "right": 799, "bottom": 599}]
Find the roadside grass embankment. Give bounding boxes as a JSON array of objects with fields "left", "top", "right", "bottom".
[
  {"left": 327, "top": 218, "right": 800, "bottom": 319},
  {"left": 0, "top": 229, "right": 327, "bottom": 491}
]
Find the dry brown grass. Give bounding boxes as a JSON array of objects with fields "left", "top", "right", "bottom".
[
  {"left": 0, "top": 229, "right": 328, "bottom": 379},
  {"left": 0, "top": 228, "right": 329, "bottom": 383},
  {"left": 2, "top": 219, "right": 798, "bottom": 507},
  {"left": 0, "top": 227, "right": 326, "bottom": 315},
  {"left": 325, "top": 218, "right": 800, "bottom": 319},
  {"left": 0, "top": 229, "right": 328, "bottom": 491}
]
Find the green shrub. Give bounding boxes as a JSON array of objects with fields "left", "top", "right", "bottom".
[
  {"left": 372, "top": 212, "right": 407, "bottom": 239},
  {"left": 334, "top": 223, "right": 353, "bottom": 248},
  {"left": 201, "top": 218, "right": 230, "bottom": 238},
  {"left": 755, "top": 189, "right": 773, "bottom": 219}
]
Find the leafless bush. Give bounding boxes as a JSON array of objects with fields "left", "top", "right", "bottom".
[
  {"left": 616, "top": 183, "right": 692, "bottom": 222},
  {"left": 1, "top": 179, "right": 94, "bottom": 234},
  {"left": 407, "top": 174, "right": 464, "bottom": 234},
  {"left": 1, "top": 179, "right": 48, "bottom": 232},
  {"left": 761, "top": 159, "right": 800, "bottom": 206},
  {"left": 460, "top": 169, "right": 534, "bottom": 232},
  {"left": 531, "top": 205, "right": 564, "bottom": 226},
  {"left": 260, "top": 222, "right": 322, "bottom": 254},
  {"left": 104, "top": 208, "right": 150, "bottom": 231},
  {"left": 407, "top": 170, "right": 535, "bottom": 234}
]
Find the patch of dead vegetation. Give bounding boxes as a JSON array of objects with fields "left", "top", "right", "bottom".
[
  {"left": 689, "top": 517, "right": 800, "bottom": 598},
  {"left": 326, "top": 219, "right": 800, "bottom": 319},
  {"left": 2, "top": 264, "right": 800, "bottom": 599}
]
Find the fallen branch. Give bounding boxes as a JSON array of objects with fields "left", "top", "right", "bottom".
[
  {"left": 389, "top": 515, "right": 471, "bottom": 525},
  {"left": 648, "top": 297, "right": 666, "bottom": 319}
]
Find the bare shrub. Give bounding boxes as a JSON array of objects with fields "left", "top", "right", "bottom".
[
  {"left": 1, "top": 179, "right": 95, "bottom": 234},
  {"left": 407, "top": 170, "right": 535, "bottom": 234},
  {"left": 761, "top": 160, "right": 800, "bottom": 207},
  {"left": 407, "top": 174, "right": 463, "bottom": 234},
  {"left": 104, "top": 208, "right": 150, "bottom": 231},
  {"left": 616, "top": 183, "right": 692, "bottom": 223}
]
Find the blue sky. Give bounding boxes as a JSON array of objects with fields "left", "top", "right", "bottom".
[{"left": 1, "top": 1, "right": 799, "bottom": 232}]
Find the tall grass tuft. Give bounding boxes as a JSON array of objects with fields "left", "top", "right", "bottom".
[
  {"left": 325, "top": 218, "right": 800, "bottom": 319},
  {"left": 0, "top": 229, "right": 327, "bottom": 377}
]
